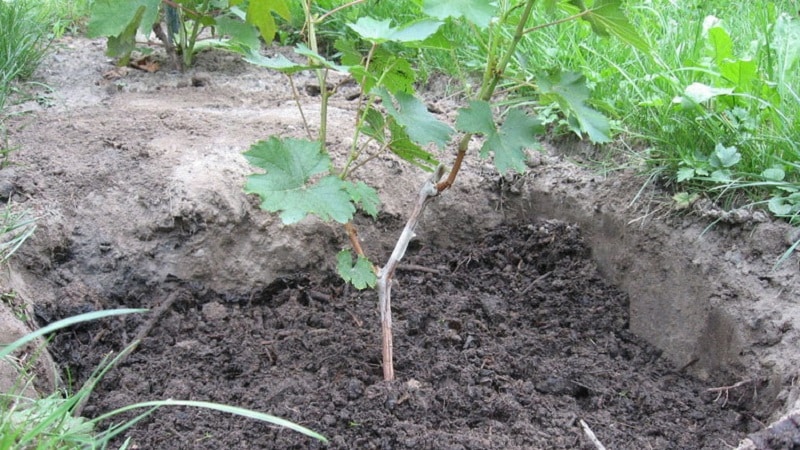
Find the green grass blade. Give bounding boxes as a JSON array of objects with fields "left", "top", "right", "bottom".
[
  {"left": 92, "top": 399, "right": 328, "bottom": 443},
  {"left": 0, "top": 309, "right": 147, "bottom": 359}
]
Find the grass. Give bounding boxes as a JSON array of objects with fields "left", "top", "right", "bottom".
[
  {"left": 0, "top": 0, "right": 51, "bottom": 114},
  {"left": 512, "top": 1, "right": 800, "bottom": 220},
  {"left": 303, "top": 0, "right": 800, "bottom": 258}
]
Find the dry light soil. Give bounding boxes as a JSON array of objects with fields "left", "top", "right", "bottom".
[{"left": 1, "top": 37, "right": 799, "bottom": 449}]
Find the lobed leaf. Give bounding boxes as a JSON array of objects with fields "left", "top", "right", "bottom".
[
  {"left": 337, "top": 250, "right": 377, "bottom": 290},
  {"left": 375, "top": 89, "right": 453, "bottom": 149},
  {"left": 422, "top": 0, "right": 495, "bottom": 29},
  {"left": 344, "top": 181, "right": 381, "bottom": 218},
  {"left": 348, "top": 17, "right": 443, "bottom": 43},
  {"left": 105, "top": 6, "right": 146, "bottom": 66},
  {"left": 244, "top": 138, "right": 355, "bottom": 224},
  {"left": 247, "top": 0, "right": 291, "bottom": 42},
  {"left": 457, "top": 101, "right": 543, "bottom": 174},
  {"left": 537, "top": 70, "right": 611, "bottom": 143},
  {"left": 571, "top": 0, "right": 649, "bottom": 52}
]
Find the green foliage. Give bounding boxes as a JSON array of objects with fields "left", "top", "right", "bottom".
[
  {"left": 337, "top": 250, "right": 377, "bottom": 289},
  {"left": 88, "top": 0, "right": 290, "bottom": 68},
  {"left": 244, "top": 137, "right": 356, "bottom": 224},
  {"left": 0, "top": 0, "right": 50, "bottom": 113},
  {"left": 422, "top": 0, "right": 495, "bottom": 28},
  {"left": 571, "top": 0, "right": 649, "bottom": 52},
  {"left": 374, "top": 89, "right": 454, "bottom": 150},
  {"left": 241, "top": 0, "right": 646, "bottom": 289},
  {"left": 537, "top": 69, "right": 611, "bottom": 143},
  {"left": 457, "top": 101, "right": 544, "bottom": 173},
  {"left": 347, "top": 17, "right": 443, "bottom": 43}
]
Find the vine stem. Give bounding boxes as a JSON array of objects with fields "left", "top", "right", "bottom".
[
  {"left": 377, "top": 165, "right": 445, "bottom": 381},
  {"left": 437, "top": 0, "right": 538, "bottom": 193}
]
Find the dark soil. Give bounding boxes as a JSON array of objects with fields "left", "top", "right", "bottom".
[{"left": 39, "top": 220, "right": 751, "bottom": 449}]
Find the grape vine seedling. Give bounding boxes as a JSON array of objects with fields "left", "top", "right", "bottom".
[{"left": 241, "top": 0, "right": 646, "bottom": 381}]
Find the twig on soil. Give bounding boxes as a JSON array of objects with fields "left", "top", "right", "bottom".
[
  {"left": 377, "top": 165, "right": 445, "bottom": 381},
  {"left": 73, "top": 290, "right": 184, "bottom": 417},
  {"left": 707, "top": 379, "right": 753, "bottom": 407},
  {"left": 396, "top": 263, "right": 442, "bottom": 274},
  {"left": 519, "top": 271, "right": 552, "bottom": 296},
  {"left": 580, "top": 419, "right": 607, "bottom": 450}
]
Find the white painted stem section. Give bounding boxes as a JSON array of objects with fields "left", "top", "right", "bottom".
[{"left": 376, "top": 166, "right": 444, "bottom": 381}]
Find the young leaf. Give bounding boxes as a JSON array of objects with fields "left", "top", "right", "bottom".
[
  {"left": 457, "top": 102, "right": 543, "bottom": 174},
  {"left": 347, "top": 17, "right": 443, "bottom": 44},
  {"left": 537, "top": 70, "right": 611, "bottom": 143},
  {"left": 244, "top": 138, "right": 355, "bottom": 224},
  {"left": 422, "top": 0, "right": 495, "bottom": 29},
  {"left": 247, "top": 0, "right": 291, "bottom": 43},
  {"left": 768, "top": 196, "right": 794, "bottom": 216},
  {"left": 572, "top": 0, "right": 649, "bottom": 52},
  {"left": 487, "top": 109, "right": 544, "bottom": 174},
  {"left": 762, "top": 167, "right": 786, "bottom": 181},
  {"left": 345, "top": 181, "right": 381, "bottom": 218},
  {"left": 375, "top": 89, "right": 453, "bottom": 149},
  {"left": 337, "top": 250, "right": 377, "bottom": 290},
  {"left": 673, "top": 192, "right": 699, "bottom": 209}
]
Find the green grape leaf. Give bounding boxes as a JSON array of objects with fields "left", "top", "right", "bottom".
[
  {"left": 244, "top": 137, "right": 355, "bottom": 224},
  {"left": 345, "top": 181, "right": 381, "bottom": 218},
  {"left": 215, "top": 16, "right": 261, "bottom": 51},
  {"left": 458, "top": 102, "right": 543, "bottom": 173},
  {"left": 485, "top": 109, "right": 544, "bottom": 174},
  {"left": 247, "top": 0, "right": 291, "bottom": 42},
  {"left": 348, "top": 17, "right": 443, "bottom": 43},
  {"left": 243, "top": 52, "right": 312, "bottom": 73},
  {"left": 422, "top": 0, "right": 495, "bottom": 29},
  {"left": 571, "top": 0, "right": 649, "bottom": 52},
  {"left": 336, "top": 250, "right": 377, "bottom": 290},
  {"left": 537, "top": 70, "right": 611, "bottom": 143},
  {"left": 87, "top": 0, "right": 161, "bottom": 37},
  {"left": 456, "top": 100, "right": 496, "bottom": 135},
  {"left": 387, "top": 120, "right": 440, "bottom": 171},
  {"left": 294, "top": 44, "right": 351, "bottom": 71},
  {"left": 360, "top": 106, "right": 387, "bottom": 144},
  {"left": 105, "top": 6, "right": 146, "bottom": 66},
  {"left": 375, "top": 88, "right": 453, "bottom": 149}
]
